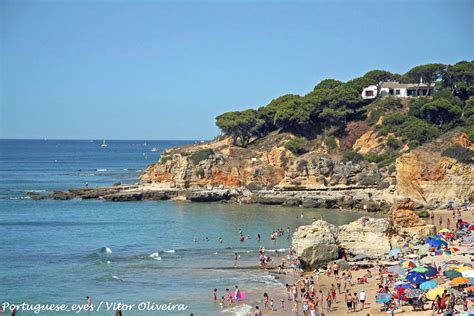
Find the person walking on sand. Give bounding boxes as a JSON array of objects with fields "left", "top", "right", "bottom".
[
  {"left": 326, "top": 291, "right": 333, "bottom": 313},
  {"left": 263, "top": 292, "right": 269, "bottom": 310},
  {"left": 359, "top": 289, "right": 366, "bottom": 310},
  {"left": 345, "top": 291, "right": 353, "bottom": 313}
]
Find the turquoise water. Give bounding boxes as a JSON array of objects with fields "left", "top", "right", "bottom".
[{"left": 0, "top": 140, "right": 375, "bottom": 315}]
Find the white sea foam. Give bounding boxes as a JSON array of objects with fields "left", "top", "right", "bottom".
[
  {"left": 222, "top": 304, "right": 252, "bottom": 316},
  {"left": 96, "top": 168, "right": 107, "bottom": 172},
  {"left": 149, "top": 252, "right": 162, "bottom": 260},
  {"left": 164, "top": 249, "right": 175, "bottom": 253},
  {"left": 101, "top": 247, "right": 112, "bottom": 254},
  {"left": 267, "top": 248, "right": 286, "bottom": 252},
  {"left": 106, "top": 260, "right": 111, "bottom": 264}
]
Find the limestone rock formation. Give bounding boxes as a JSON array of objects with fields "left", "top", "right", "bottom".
[
  {"left": 292, "top": 220, "right": 339, "bottom": 267},
  {"left": 337, "top": 218, "right": 393, "bottom": 258}
]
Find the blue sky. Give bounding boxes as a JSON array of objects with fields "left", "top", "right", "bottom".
[{"left": 1, "top": 0, "right": 472, "bottom": 140}]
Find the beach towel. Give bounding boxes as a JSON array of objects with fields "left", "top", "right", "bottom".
[{"left": 234, "top": 291, "right": 247, "bottom": 300}]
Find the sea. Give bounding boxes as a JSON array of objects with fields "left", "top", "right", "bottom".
[{"left": 0, "top": 139, "right": 378, "bottom": 315}]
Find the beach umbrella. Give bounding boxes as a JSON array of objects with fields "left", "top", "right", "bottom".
[
  {"left": 451, "top": 277, "right": 470, "bottom": 285},
  {"left": 426, "top": 287, "right": 446, "bottom": 301},
  {"left": 405, "top": 289, "right": 426, "bottom": 298},
  {"left": 444, "top": 270, "right": 463, "bottom": 279},
  {"left": 376, "top": 293, "right": 393, "bottom": 303},
  {"left": 394, "top": 283, "right": 413, "bottom": 291},
  {"left": 411, "top": 266, "right": 428, "bottom": 273},
  {"left": 388, "top": 248, "right": 401, "bottom": 258},
  {"left": 418, "top": 244, "right": 430, "bottom": 256},
  {"left": 406, "top": 271, "right": 427, "bottom": 284},
  {"left": 435, "top": 250, "right": 452, "bottom": 256},
  {"left": 439, "top": 229, "right": 451, "bottom": 233},
  {"left": 353, "top": 254, "right": 367, "bottom": 261},
  {"left": 454, "top": 265, "right": 473, "bottom": 272},
  {"left": 400, "top": 260, "right": 417, "bottom": 268},
  {"left": 422, "top": 266, "right": 438, "bottom": 277},
  {"left": 420, "top": 280, "right": 438, "bottom": 290},
  {"left": 450, "top": 247, "right": 460, "bottom": 253},
  {"left": 469, "top": 225, "right": 474, "bottom": 231},
  {"left": 466, "top": 285, "right": 474, "bottom": 292},
  {"left": 469, "top": 278, "right": 474, "bottom": 285},
  {"left": 462, "top": 270, "right": 474, "bottom": 278},
  {"left": 388, "top": 265, "right": 406, "bottom": 275}
]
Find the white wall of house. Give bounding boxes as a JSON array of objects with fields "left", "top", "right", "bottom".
[
  {"left": 362, "top": 85, "right": 378, "bottom": 99},
  {"left": 379, "top": 87, "right": 407, "bottom": 98}
]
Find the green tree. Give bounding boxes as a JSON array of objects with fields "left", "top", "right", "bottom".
[
  {"left": 443, "top": 61, "right": 474, "bottom": 99},
  {"left": 258, "top": 94, "right": 300, "bottom": 132},
  {"left": 345, "top": 76, "right": 376, "bottom": 94},
  {"left": 314, "top": 79, "right": 343, "bottom": 90},
  {"left": 408, "top": 97, "right": 430, "bottom": 118},
  {"left": 404, "top": 63, "right": 446, "bottom": 96},
  {"left": 420, "top": 98, "right": 462, "bottom": 127},
  {"left": 215, "top": 109, "right": 264, "bottom": 147}
]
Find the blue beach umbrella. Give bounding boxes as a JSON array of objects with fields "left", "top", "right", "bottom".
[
  {"left": 388, "top": 248, "right": 401, "bottom": 258},
  {"left": 376, "top": 293, "right": 393, "bottom": 303},
  {"left": 423, "top": 266, "right": 438, "bottom": 277},
  {"left": 420, "top": 280, "right": 438, "bottom": 290},
  {"left": 406, "top": 271, "right": 427, "bottom": 284}
]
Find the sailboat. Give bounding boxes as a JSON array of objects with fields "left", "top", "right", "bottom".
[{"left": 101, "top": 140, "right": 108, "bottom": 148}]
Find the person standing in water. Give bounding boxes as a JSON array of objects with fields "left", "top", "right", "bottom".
[
  {"left": 256, "top": 233, "right": 261, "bottom": 241},
  {"left": 213, "top": 288, "right": 218, "bottom": 301},
  {"left": 234, "top": 285, "right": 240, "bottom": 300},
  {"left": 86, "top": 296, "right": 92, "bottom": 307},
  {"left": 234, "top": 253, "right": 239, "bottom": 267}
]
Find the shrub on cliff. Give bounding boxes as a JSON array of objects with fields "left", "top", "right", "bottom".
[
  {"left": 386, "top": 136, "right": 402, "bottom": 150},
  {"left": 364, "top": 152, "right": 392, "bottom": 164},
  {"left": 442, "top": 145, "right": 473, "bottom": 164},
  {"left": 342, "top": 150, "right": 364, "bottom": 163},
  {"left": 284, "top": 137, "right": 308, "bottom": 155},
  {"left": 466, "top": 125, "right": 474, "bottom": 142},
  {"left": 189, "top": 149, "right": 214, "bottom": 165}
]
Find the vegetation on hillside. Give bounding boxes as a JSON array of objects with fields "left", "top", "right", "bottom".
[{"left": 215, "top": 61, "right": 474, "bottom": 155}]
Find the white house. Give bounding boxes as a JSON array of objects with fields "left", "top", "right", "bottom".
[{"left": 362, "top": 81, "right": 435, "bottom": 100}]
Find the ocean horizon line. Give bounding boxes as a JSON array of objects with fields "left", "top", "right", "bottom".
[{"left": 0, "top": 138, "right": 205, "bottom": 142}]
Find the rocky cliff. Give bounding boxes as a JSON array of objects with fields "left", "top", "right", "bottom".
[{"left": 138, "top": 129, "right": 473, "bottom": 208}]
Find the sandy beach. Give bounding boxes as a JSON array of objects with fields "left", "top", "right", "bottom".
[{"left": 227, "top": 208, "right": 474, "bottom": 316}]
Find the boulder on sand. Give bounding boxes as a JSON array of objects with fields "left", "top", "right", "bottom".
[
  {"left": 337, "top": 218, "right": 393, "bottom": 258},
  {"left": 292, "top": 220, "right": 339, "bottom": 268}
]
